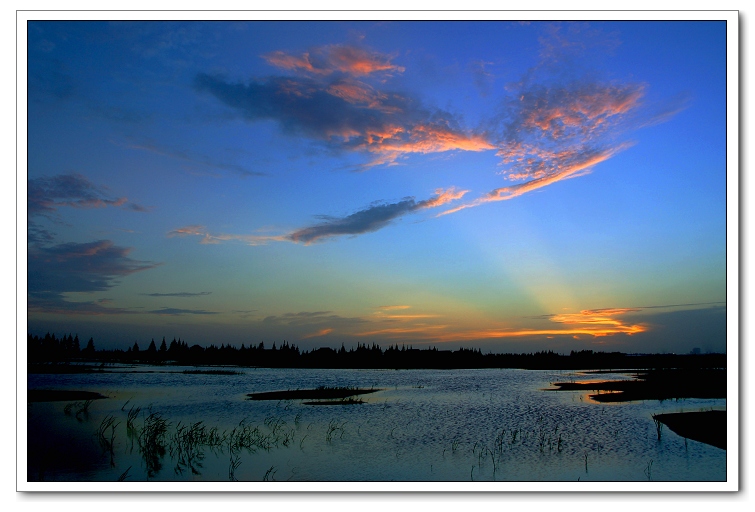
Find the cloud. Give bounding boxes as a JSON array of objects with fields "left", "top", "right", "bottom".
[
  {"left": 167, "top": 225, "right": 288, "bottom": 246},
  {"left": 440, "top": 145, "right": 627, "bottom": 216},
  {"left": 288, "top": 187, "right": 467, "bottom": 244},
  {"left": 441, "top": 51, "right": 650, "bottom": 216},
  {"left": 191, "top": 34, "right": 682, "bottom": 238},
  {"left": 28, "top": 240, "right": 158, "bottom": 315},
  {"left": 167, "top": 225, "right": 206, "bottom": 237},
  {"left": 287, "top": 198, "right": 417, "bottom": 244},
  {"left": 377, "top": 305, "right": 411, "bottom": 310},
  {"left": 194, "top": 43, "right": 493, "bottom": 169},
  {"left": 28, "top": 173, "right": 148, "bottom": 218},
  {"left": 141, "top": 291, "right": 212, "bottom": 297},
  {"left": 469, "top": 60, "right": 494, "bottom": 96},
  {"left": 170, "top": 187, "right": 467, "bottom": 245},
  {"left": 263, "top": 44, "right": 405, "bottom": 77},
  {"left": 302, "top": 328, "right": 334, "bottom": 339},
  {"left": 260, "top": 311, "right": 367, "bottom": 341},
  {"left": 352, "top": 306, "right": 647, "bottom": 344},
  {"left": 147, "top": 308, "right": 219, "bottom": 316}
]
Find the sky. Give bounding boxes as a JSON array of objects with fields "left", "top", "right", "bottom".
[{"left": 25, "top": 20, "right": 728, "bottom": 354}]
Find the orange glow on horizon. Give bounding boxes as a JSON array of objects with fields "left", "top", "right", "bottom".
[{"left": 353, "top": 305, "right": 647, "bottom": 342}]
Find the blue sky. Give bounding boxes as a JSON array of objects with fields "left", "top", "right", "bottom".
[{"left": 25, "top": 20, "right": 728, "bottom": 353}]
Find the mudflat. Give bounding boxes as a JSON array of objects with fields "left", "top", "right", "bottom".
[
  {"left": 550, "top": 368, "right": 725, "bottom": 403},
  {"left": 247, "top": 387, "right": 379, "bottom": 401},
  {"left": 653, "top": 410, "right": 726, "bottom": 450}
]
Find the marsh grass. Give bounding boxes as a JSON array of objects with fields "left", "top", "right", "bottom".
[
  {"left": 263, "top": 465, "right": 277, "bottom": 481},
  {"left": 644, "top": 459, "right": 654, "bottom": 480},
  {"left": 325, "top": 419, "right": 347, "bottom": 442},
  {"left": 138, "top": 412, "right": 170, "bottom": 477},
  {"left": 64, "top": 399, "right": 93, "bottom": 420},
  {"left": 96, "top": 415, "right": 119, "bottom": 467}
]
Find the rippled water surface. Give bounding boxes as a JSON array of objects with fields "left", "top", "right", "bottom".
[{"left": 26, "top": 367, "right": 726, "bottom": 482}]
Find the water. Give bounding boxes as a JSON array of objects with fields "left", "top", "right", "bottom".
[{"left": 26, "top": 366, "right": 726, "bottom": 482}]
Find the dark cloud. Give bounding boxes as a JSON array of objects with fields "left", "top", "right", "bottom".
[
  {"left": 28, "top": 240, "right": 158, "bottom": 315},
  {"left": 194, "top": 64, "right": 492, "bottom": 169},
  {"left": 147, "top": 308, "right": 219, "bottom": 316},
  {"left": 287, "top": 187, "right": 466, "bottom": 244},
  {"left": 28, "top": 173, "right": 148, "bottom": 217},
  {"left": 287, "top": 198, "right": 418, "bottom": 244},
  {"left": 142, "top": 291, "right": 212, "bottom": 297},
  {"left": 169, "top": 188, "right": 465, "bottom": 246},
  {"left": 123, "top": 202, "right": 152, "bottom": 212}
]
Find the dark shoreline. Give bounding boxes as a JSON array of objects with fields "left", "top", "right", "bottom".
[
  {"left": 653, "top": 411, "right": 726, "bottom": 450},
  {"left": 549, "top": 368, "right": 726, "bottom": 403},
  {"left": 247, "top": 387, "right": 380, "bottom": 401}
]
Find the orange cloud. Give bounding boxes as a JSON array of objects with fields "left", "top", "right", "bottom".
[
  {"left": 326, "top": 81, "right": 395, "bottom": 111},
  {"left": 355, "top": 325, "right": 449, "bottom": 338},
  {"left": 419, "top": 187, "right": 468, "bottom": 209},
  {"left": 360, "top": 125, "right": 495, "bottom": 168},
  {"left": 264, "top": 45, "right": 404, "bottom": 77},
  {"left": 167, "top": 225, "right": 206, "bottom": 237},
  {"left": 302, "top": 328, "right": 334, "bottom": 339},
  {"left": 439, "top": 144, "right": 629, "bottom": 216},
  {"left": 377, "top": 305, "right": 411, "bottom": 310},
  {"left": 353, "top": 305, "right": 646, "bottom": 343}
]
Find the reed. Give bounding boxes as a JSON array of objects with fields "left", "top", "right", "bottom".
[
  {"left": 138, "top": 412, "right": 170, "bottom": 477},
  {"left": 117, "top": 466, "right": 132, "bottom": 482},
  {"left": 644, "top": 459, "right": 654, "bottom": 480},
  {"left": 263, "top": 465, "right": 277, "bottom": 482},
  {"left": 228, "top": 451, "right": 241, "bottom": 481},
  {"left": 126, "top": 405, "right": 142, "bottom": 432},
  {"left": 652, "top": 415, "right": 664, "bottom": 441}
]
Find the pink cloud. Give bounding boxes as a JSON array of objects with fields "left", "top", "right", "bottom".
[{"left": 264, "top": 44, "right": 405, "bottom": 77}]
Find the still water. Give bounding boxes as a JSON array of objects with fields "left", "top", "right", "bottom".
[{"left": 26, "top": 366, "right": 726, "bottom": 482}]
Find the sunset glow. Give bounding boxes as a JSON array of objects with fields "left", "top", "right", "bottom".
[{"left": 26, "top": 20, "right": 727, "bottom": 354}]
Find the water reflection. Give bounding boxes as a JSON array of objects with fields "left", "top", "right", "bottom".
[{"left": 26, "top": 367, "right": 726, "bottom": 482}]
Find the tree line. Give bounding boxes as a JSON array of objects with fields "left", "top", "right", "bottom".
[{"left": 27, "top": 332, "right": 726, "bottom": 370}]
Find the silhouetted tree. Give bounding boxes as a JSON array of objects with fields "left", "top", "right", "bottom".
[{"left": 83, "top": 337, "right": 95, "bottom": 355}]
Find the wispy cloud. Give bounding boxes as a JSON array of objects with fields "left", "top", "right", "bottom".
[
  {"left": 169, "top": 187, "right": 467, "bottom": 245},
  {"left": 167, "top": 225, "right": 288, "bottom": 246},
  {"left": 302, "top": 328, "right": 334, "bottom": 339},
  {"left": 372, "top": 305, "right": 439, "bottom": 320},
  {"left": 28, "top": 240, "right": 158, "bottom": 315},
  {"left": 28, "top": 173, "right": 139, "bottom": 216},
  {"left": 352, "top": 306, "right": 646, "bottom": 343},
  {"left": 263, "top": 44, "right": 405, "bottom": 77},
  {"left": 141, "top": 291, "right": 212, "bottom": 297},
  {"left": 147, "top": 308, "right": 219, "bottom": 316},
  {"left": 469, "top": 60, "right": 494, "bottom": 97},
  {"left": 288, "top": 186, "right": 467, "bottom": 244},
  {"left": 438, "top": 24, "right": 679, "bottom": 217},
  {"left": 439, "top": 145, "right": 627, "bottom": 216}
]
